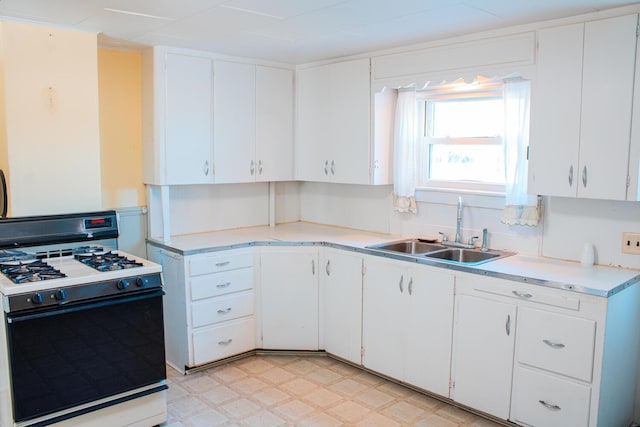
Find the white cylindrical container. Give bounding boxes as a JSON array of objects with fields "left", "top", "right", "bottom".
[{"left": 580, "top": 243, "right": 595, "bottom": 266}]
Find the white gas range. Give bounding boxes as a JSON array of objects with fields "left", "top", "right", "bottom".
[{"left": 0, "top": 211, "right": 167, "bottom": 427}]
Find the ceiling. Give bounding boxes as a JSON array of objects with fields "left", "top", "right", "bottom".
[{"left": 0, "top": 0, "right": 636, "bottom": 64}]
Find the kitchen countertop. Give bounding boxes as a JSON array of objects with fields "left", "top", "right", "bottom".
[{"left": 147, "top": 222, "right": 640, "bottom": 298}]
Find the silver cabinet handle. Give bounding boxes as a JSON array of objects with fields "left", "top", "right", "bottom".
[
  {"left": 582, "top": 165, "right": 587, "bottom": 188},
  {"left": 330, "top": 160, "right": 335, "bottom": 175},
  {"left": 505, "top": 314, "right": 511, "bottom": 336},
  {"left": 204, "top": 160, "right": 210, "bottom": 176},
  {"left": 250, "top": 160, "right": 255, "bottom": 176},
  {"left": 325, "top": 260, "right": 331, "bottom": 276},
  {"left": 538, "top": 400, "right": 561, "bottom": 411},
  {"left": 399, "top": 275, "right": 404, "bottom": 293},
  {"left": 217, "top": 307, "right": 232, "bottom": 314},
  {"left": 512, "top": 290, "right": 533, "bottom": 299},
  {"left": 568, "top": 165, "right": 573, "bottom": 187},
  {"left": 218, "top": 339, "right": 233, "bottom": 345},
  {"left": 324, "top": 160, "right": 329, "bottom": 175},
  {"left": 543, "top": 339, "right": 566, "bottom": 349},
  {"left": 216, "top": 282, "right": 231, "bottom": 289},
  {"left": 258, "top": 159, "right": 263, "bottom": 175},
  {"left": 312, "top": 259, "right": 315, "bottom": 275},
  {"left": 216, "top": 261, "right": 230, "bottom": 267},
  {"left": 408, "top": 277, "right": 413, "bottom": 295}
]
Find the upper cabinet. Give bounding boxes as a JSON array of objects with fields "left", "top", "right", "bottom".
[
  {"left": 142, "top": 48, "right": 214, "bottom": 185},
  {"left": 214, "top": 63, "right": 293, "bottom": 183},
  {"left": 529, "top": 14, "right": 638, "bottom": 200},
  {"left": 296, "top": 58, "right": 378, "bottom": 185},
  {"left": 143, "top": 47, "right": 293, "bottom": 186},
  {"left": 0, "top": 21, "right": 102, "bottom": 216}
]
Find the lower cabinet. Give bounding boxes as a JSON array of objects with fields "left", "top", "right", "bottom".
[
  {"left": 320, "top": 248, "right": 363, "bottom": 364},
  {"left": 259, "top": 248, "right": 319, "bottom": 350},
  {"left": 362, "top": 255, "right": 455, "bottom": 397},
  {"left": 451, "top": 294, "right": 516, "bottom": 419}
]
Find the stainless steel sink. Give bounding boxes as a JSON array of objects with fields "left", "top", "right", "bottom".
[
  {"left": 423, "top": 248, "right": 508, "bottom": 265},
  {"left": 367, "top": 239, "right": 446, "bottom": 255}
]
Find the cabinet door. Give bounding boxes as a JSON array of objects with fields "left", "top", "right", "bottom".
[
  {"left": 529, "top": 23, "right": 583, "bottom": 197},
  {"left": 404, "top": 267, "right": 455, "bottom": 397},
  {"left": 362, "top": 257, "right": 406, "bottom": 380},
  {"left": 296, "top": 64, "right": 331, "bottom": 182},
  {"left": 451, "top": 294, "right": 516, "bottom": 419},
  {"left": 328, "top": 58, "right": 371, "bottom": 185},
  {"left": 579, "top": 14, "right": 637, "bottom": 200},
  {"left": 214, "top": 60, "right": 256, "bottom": 183},
  {"left": 256, "top": 66, "right": 293, "bottom": 182},
  {"left": 260, "top": 250, "right": 319, "bottom": 350},
  {"left": 321, "top": 249, "right": 363, "bottom": 364},
  {"left": 165, "top": 53, "right": 214, "bottom": 185}
]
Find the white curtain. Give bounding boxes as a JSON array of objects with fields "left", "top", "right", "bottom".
[
  {"left": 393, "top": 89, "right": 418, "bottom": 213},
  {"left": 501, "top": 79, "right": 539, "bottom": 226}
]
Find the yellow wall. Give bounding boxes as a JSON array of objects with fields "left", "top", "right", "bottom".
[{"left": 98, "top": 48, "right": 145, "bottom": 208}]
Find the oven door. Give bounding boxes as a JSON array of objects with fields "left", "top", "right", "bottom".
[{"left": 5, "top": 288, "right": 166, "bottom": 423}]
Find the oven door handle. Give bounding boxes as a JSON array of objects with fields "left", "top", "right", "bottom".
[{"left": 7, "top": 289, "right": 164, "bottom": 323}]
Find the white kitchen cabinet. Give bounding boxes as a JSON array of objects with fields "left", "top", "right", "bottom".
[
  {"left": 142, "top": 48, "right": 214, "bottom": 185},
  {"left": 255, "top": 66, "right": 294, "bottom": 182},
  {"left": 320, "top": 248, "right": 363, "bottom": 364},
  {"left": 0, "top": 21, "right": 102, "bottom": 216},
  {"left": 146, "top": 244, "right": 256, "bottom": 372},
  {"left": 296, "top": 58, "right": 372, "bottom": 184},
  {"left": 454, "top": 272, "right": 640, "bottom": 427},
  {"left": 529, "top": 14, "right": 638, "bottom": 200},
  {"left": 451, "top": 294, "right": 516, "bottom": 419},
  {"left": 213, "top": 62, "right": 294, "bottom": 183},
  {"left": 362, "top": 256, "right": 454, "bottom": 396},
  {"left": 259, "top": 248, "right": 319, "bottom": 350}
]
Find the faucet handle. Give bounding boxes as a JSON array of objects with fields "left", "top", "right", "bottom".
[
  {"left": 481, "top": 228, "right": 488, "bottom": 251},
  {"left": 438, "top": 232, "right": 448, "bottom": 242}
]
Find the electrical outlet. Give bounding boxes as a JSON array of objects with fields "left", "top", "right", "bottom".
[{"left": 622, "top": 232, "right": 640, "bottom": 255}]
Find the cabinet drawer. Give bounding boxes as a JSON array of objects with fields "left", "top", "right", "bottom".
[
  {"left": 189, "top": 250, "right": 253, "bottom": 276},
  {"left": 475, "top": 283, "right": 580, "bottom": 311},
  {"left": 512, "top": 367, "right": 591, "bottom": 427},
  {"left": 191, "top": 291, "right": 255, "bottom": 328},
  {"left": 190, "top": 267, "right": 253, "bottom": 300},
  {"left": 192, "top": 317, "right": 256, "bottom": 366},
  {"left": 517, "top": 307, "right": 595, "bottom": 382}
]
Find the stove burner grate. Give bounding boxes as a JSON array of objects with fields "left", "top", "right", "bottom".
[
  {"left": 75, "top": 251, "right": 143, "bottom": 272},
  {"left": 0, "top": 260, "right": 67, "bottom": 284}
]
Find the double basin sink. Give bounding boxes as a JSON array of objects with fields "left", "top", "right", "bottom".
[{"left": 366, "top": 239, "right": 512, "bottom": 265}]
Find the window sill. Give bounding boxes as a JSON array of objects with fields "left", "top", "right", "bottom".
[{"left": 415, "top": 187, "right": 505, "bottom": 210}]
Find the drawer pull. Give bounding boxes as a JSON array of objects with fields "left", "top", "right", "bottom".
[
  {"left": 543, "top": 339, "right": 566, "bottom": 349},
  {"left": 217, "top": 308, "right": 232, "bottom": 314},
  {"left": 216, "top": 282, "right": 231, "bottom": 289},
  {"left": 218, "top": 339, "right": 233, "bottom": 345},
  {"left": 216, "top": 261, "right": 231, "bottom": 267},
  {"left": 512, "top": 290, "right": 533, "bottom": 299},
  {"left": 538, "top": 400, "right": 561, "bottom": 411}
]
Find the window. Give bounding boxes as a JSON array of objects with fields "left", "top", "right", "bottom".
[{"left": 417, "top": 82, "right": 507, "bottom": 193}]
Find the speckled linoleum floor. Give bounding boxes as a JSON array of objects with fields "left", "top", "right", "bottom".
[{"left": 161, "top": 354, "right": 503, "bottom": 427}]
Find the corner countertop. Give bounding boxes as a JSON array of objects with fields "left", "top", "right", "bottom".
[{"left": 147, "top": 222, "right": 640, "bottom": 298}]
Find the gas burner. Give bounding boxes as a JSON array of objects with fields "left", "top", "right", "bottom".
[
  {"left": 72, "top": 246, "right": 109, "bottom": 256},
  {"left": 0, "top": 249, "right": 36, "bottom": 263},
  {"left": 0, "top": 260, "right": 67, "bottom": 284},
  {"left": 75, "top": 251, "right": 143, "bottom": 272}
]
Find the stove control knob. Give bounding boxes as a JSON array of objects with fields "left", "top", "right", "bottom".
[
  {"left": 31, "top": 293, "right": 44, "bottom": 304},
  {"left": 54, "top": 289, "right": 67, "bottom": 301},
  {"left": 116, "top": 279, "right": 130, "bottom": 290},
  {"left": 136, "top": 277, "right": 148, "bottom": 288}
]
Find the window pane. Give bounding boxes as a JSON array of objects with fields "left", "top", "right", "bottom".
[
  {"left": 431, "top": 98, "right": 503, "bottom": 138},
  {"left": 429, "top": 144, "right": 504, "bottom": 183}
]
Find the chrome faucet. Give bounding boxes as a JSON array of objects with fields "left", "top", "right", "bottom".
[
  {"left": 440, "top": 196, "right": 479, "bottom": 249},
  {"left": 454, "top": 196, "right": 462, "bottom": 244}
]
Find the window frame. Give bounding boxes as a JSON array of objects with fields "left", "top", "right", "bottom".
[{"left": 415, "top": 84, "right": 506, "bottom": 194}]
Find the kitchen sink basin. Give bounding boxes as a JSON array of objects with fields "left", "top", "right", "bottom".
[
  {"left": 423, "top": 248, "right": 505, "bottom": 264},
  {"left": 367, "top": 239, "right": 446, "bottom": 255}
]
